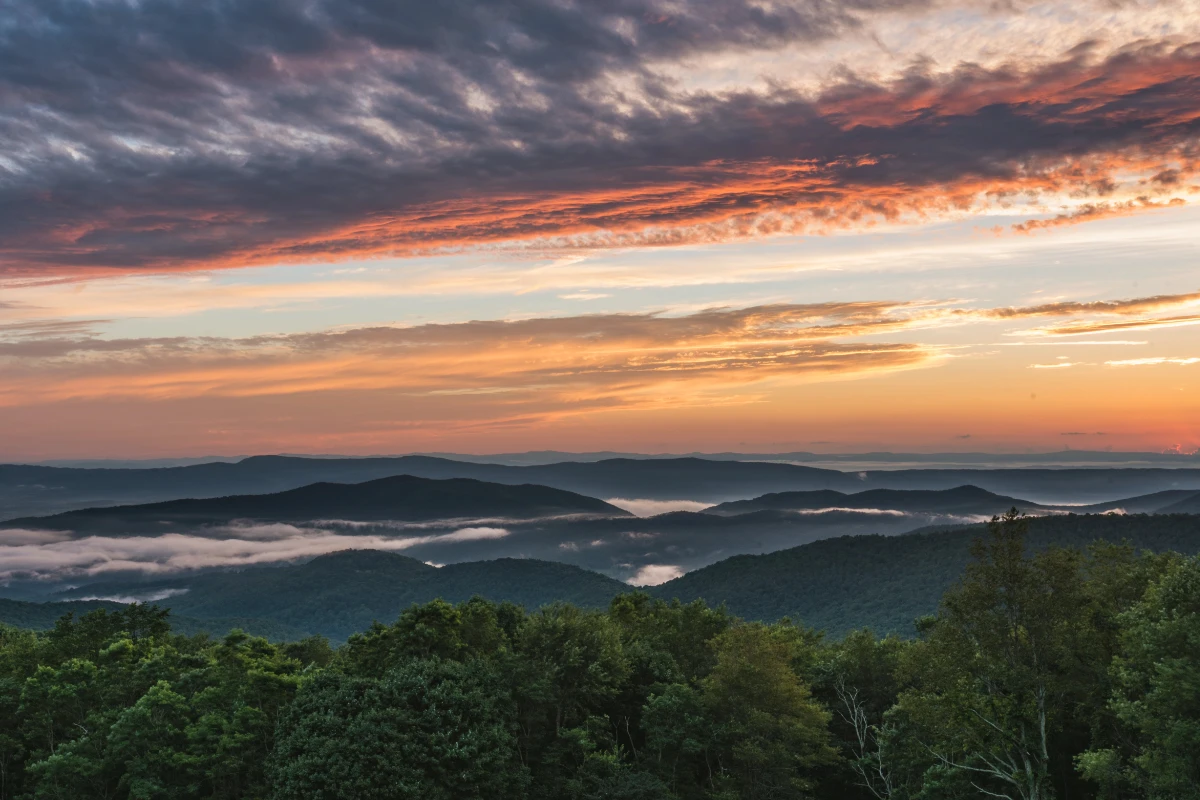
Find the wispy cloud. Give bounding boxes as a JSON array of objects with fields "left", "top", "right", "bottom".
[
  {"left": 1105, "top": 356, "right": 1200, "bottom": 367},
  {"left": 0, "top": 0, "right": 1197, "bottom": 278},
  {"left": 1000, "top": 292, "right": 1200, "bottom": 337},
  {"left": 626, "top": 564, "right": 685, "bottom": 586},
  {"left": 1028, "top": 314, "right": 1200, "bottom": 337},
  {"left": 559, "top": 292, "right": 611, "bottom": 301},
  {"left": 3, "top": 290, "right": 1199, "bottom": 419},
  {"left": 1010, "top": 198, "right": 1188, "bottom": 234},
  {"left": 605, "top": 499, "right": 714, "bottom": 517},
  {"left": 0, "top": 303, "right": 941, "bottom": 410},
  {"left": 0, "top": 525, "right": 512, "bottom": 581}
]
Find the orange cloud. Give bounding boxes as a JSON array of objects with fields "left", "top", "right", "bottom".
[
  {"left": 1031, "top": 314, "right": 1200, "bottom": 336},
  {"left": 6, "top": 289, "right": 1200, "bottom": 418},
  {"left": 0, "top": 303, "right": 938, "bottom": 411},
  {"left": 981, "top": 291, "right": 1200, "bottom": 320},
  {"left": 3, "top": 42, "right": 1199, "bottom": 278},
  {"left": 2, "top": 292, "right": 1198, "bottom": 459},
  {"left": 1010, "top": 197, "right": 1187, "bottom": 234}
]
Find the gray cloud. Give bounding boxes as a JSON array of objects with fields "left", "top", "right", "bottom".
[{"left": 0, "top": 1, "right": 1195, "bottom": 274}]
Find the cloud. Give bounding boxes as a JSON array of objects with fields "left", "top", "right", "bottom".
[
  {"left": 1010, "top": 198, "right": 1187, "bottom": 234},
  {"left": 1105, "top": 356, "right": 1200, "bottom": 366},
  {"left": 0, "top": 302, "right": 939, "bottom": 409},
  {"left": 985, "top": 292, "right": 1200, "bottom": 320},
  {"left": 1, "top": 288, "right": 1198, "bottom": 452},
  {"left": 73, "top": 589, "right": 190, "bottom": 604},
  {"left": 605, "top": 498, "right": 713, "bottom": 516},
  {"left": 626, "top": 564, "right": 685, "bottom": 586},
  {"left": 0, "top": 525, "right": 512, "bottom": 581},
  {"left": 2, "top": 287, "right": 1199, "bottom": 447},
  {"left": 7, "top": 288, "right": 1200, "bottom": 403},
  {"left": 431, "top": 526, "right": 511, "bottom": 543},
  {"left": 777, "top": 507, "right": 910, "bottom": 516},
  {"left": 1029, "top": 314, "right": 1200, "bottom": 337},
  {"left": 559, "top": 292, "right": 611, "bottom": 301},
  {"left": 998, "top": 291, "right": 1200, "bottom": 337},
  {"left": 0, "top": 529, "right": 76, "bottom": 546},
  {"left": 0, "top": 1, "right": 1198, "bottom": 277}
]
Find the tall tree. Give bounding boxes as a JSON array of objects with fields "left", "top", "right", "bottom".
[
  {"left": 644, "top": 622, "right": 836, "bottom": 799},
  {"left": 896, "top": 511, "right": 1096, "bottom": 800},
  {"left": 1077, "top": 556, "right": 1200, "bottom": 799}
]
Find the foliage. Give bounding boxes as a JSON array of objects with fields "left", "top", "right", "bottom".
[
  {"left": 0, "top": 606, "right": 305, "bottom": 799},
  {"left": 0, "top": 522, "right": 1197, "bottom": 799},
  {"left": 657, "top": 512, "right": 1200, "bottom": 636},
  {"left": 0, "top": 599, "right": 312, "bottom": 642},
  {"left": 268, "top": 659, "right": 528, "bottom": 800},
  {"left": 1077, "top": 556, "right": 1200, "bottom": 799},
  {"left": 58, "top": 551, "right": 630, "bottom": 643}
]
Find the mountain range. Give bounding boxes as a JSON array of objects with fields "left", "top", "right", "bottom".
[
  {"left": 29, "top": 449, "right": 1200, "bottom": 469},
  {"left": 0, "top": 480, "right": 1082, "bottom": 591},
  {"left": 6, "top": 454, "right": 1200, "bottom": 519},
  {"left": 6, "top": 477, "right": 1200, "bottom": 592},
  {"left": 5, "top": 455, "right": 1200, "bottom": 643},
  {"left": 0, "top": 474, "right": 626, "bottom": 534},
  {"left": 18, "top": 512, "right": 1195, "bottom": 642}
]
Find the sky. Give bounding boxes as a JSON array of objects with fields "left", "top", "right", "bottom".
[{"left": 1, "top": 0, "right": 1198, "bottom": 460}]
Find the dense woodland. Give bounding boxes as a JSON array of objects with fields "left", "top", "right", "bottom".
[
  {"left": 0, "top": 513, "right": 1196, "bottom": 799},
  {"left": 663, "top": 512, "right": 1200, "bottom": 635}
]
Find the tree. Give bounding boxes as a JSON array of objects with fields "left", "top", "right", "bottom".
[
  {"left": 812, "top": 630, "right": 917, "bottom": 800},
  {"left": 645, "top": 622, "right": 836, "bottom": 799},
  {"left": 1077, "top": 556, "right": 1200, "bottom": 799},
  {"left": 896, "top": 510, "right": 1096, "bottom": 800},
  {"left": 514, "top": 604, "right": 630, "bottom": 740},
  {"left": 268, "top": 658, "right": 528, "bottom": 800},
  {"left": 337, "top": 597, "right": 517, "bottom": 676}
]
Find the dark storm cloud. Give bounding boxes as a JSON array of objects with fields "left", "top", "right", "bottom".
[{"left": 0, "top": 1, "right": 1197, "bottom": 274}]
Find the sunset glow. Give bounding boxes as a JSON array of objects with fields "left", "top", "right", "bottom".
[{"left": 1, "top": 0, "right": 1198, "bottom": 459}]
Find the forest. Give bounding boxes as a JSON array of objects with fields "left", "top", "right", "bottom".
[{"left": 0, "top": 512, "right": 1196, "bottom": 800}]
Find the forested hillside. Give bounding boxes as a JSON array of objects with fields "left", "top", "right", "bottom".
[
  {"left": 659, "top": 513, "right": 1200, "bottom": 635},
  {"left": 58, "top": 552, "right": 630, "bottom": 641},
  {"left": 0, "top": 598, "right": 313, "bottom": 641},
  {"left": 0, "top": 514, "right": 1195, "bottom": 799},
  {"left": 35, "top": 512, "right": 1200, "bottom": 641}
]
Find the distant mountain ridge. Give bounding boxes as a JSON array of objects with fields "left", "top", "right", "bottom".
[
  {"left": 30, "top": 449, "right": 1200, "bottom": 468},
  {"left": 706, "top": 485, "right": 1048, "bottom": 516},
  {"left": 6, "top": 454, "right": 1200, "bottom": 519},
  {"left": 1, "top": 474, "right": 629, "bottom": 533}
]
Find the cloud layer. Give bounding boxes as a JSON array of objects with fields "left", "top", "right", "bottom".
[
  {"left": 0, "top": 524, "right": 511, "bottom": 580},
  {"left": 2, "top": 290, "right": 1197, "bottom": 418},
  {"left": 1, "top": 1, "right": 1197, "bottom": 276}
]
